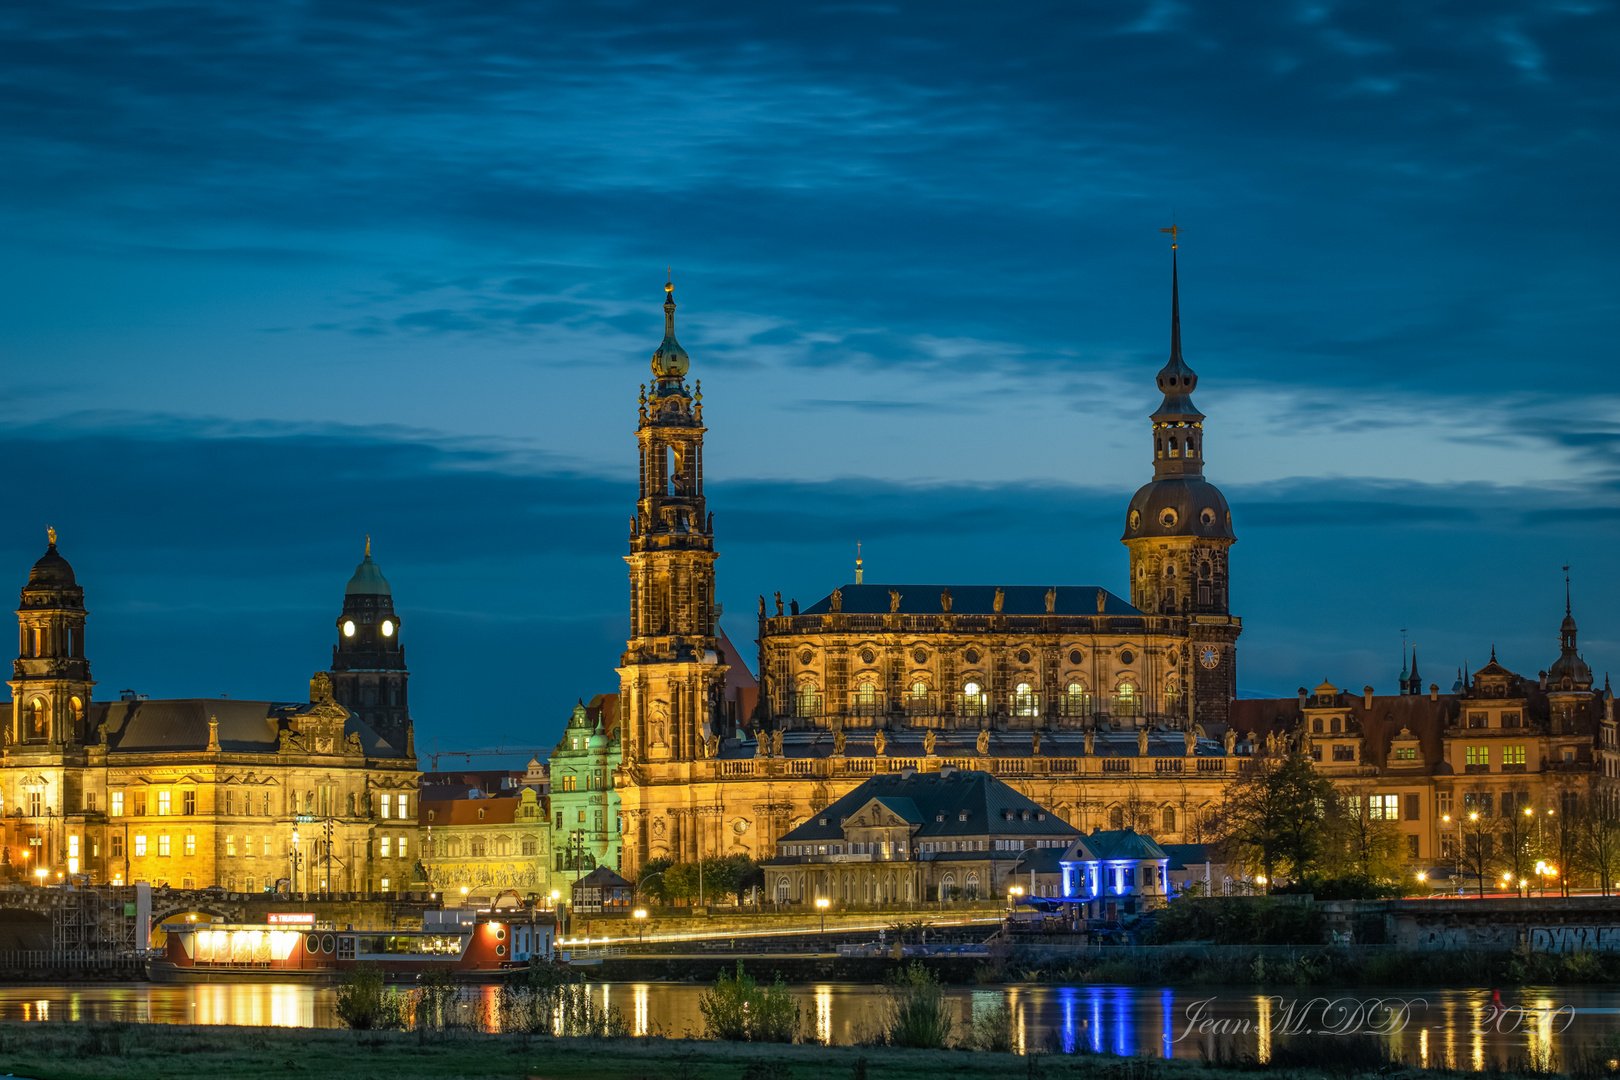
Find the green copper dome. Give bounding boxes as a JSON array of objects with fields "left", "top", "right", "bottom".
[{"left": 345, "top": 540, "right": 392, "bottom": 596}]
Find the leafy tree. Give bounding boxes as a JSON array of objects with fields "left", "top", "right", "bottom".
[
  {"left": 1321, "top": 785, "right": 1407, "bottom": 882},
  {"left": 1214, "top": 751, "right": 1334, "bottom": 889}
]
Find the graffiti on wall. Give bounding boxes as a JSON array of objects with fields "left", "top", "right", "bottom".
[{"left": 1529, "top": 926, "right": 1620, "bottom": 954}]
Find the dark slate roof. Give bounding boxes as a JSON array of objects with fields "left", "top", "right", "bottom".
[
  {"left": 1011, "top": 847, "right": 1066, "bottom": 875},
  {"left": 41, "top": 698, "right": 405, "bottom": 758},
  {"left": 573, "top": 866, "right": 632, "bottom": 889},
  {"left": 801, "top": 584, "right": 1141, "bottom": 617},
  {"left": 776, "top": 769, "right": 1078, "bottom": 844},
  {"left": 1159, "top": 843, "right": 1214, "bottom": 871},
  {"left": 1063, "top": 828, "right": 1168, "bottom": 863},
  {"left": 28, "top": 543, "right": 78, "bottom": 588}
]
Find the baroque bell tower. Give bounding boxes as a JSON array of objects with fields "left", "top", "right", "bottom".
[
  {"left": 1121, "top": 236, "right": 1241, "bottom": 727},
  {"left": 9, "top": 528, "right": 95, "bottom": 749},
  {"left": 328, "top": 538, "right": 412, "bottom": 755},
  {"left": 617, "top": 279, "right": 729, "bottom": 770}
]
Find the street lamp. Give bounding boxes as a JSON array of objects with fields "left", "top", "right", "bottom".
[
  {"left": 633, "top": 908, "right": 647, "bottom": 943},
  {"left": 1008, "top": 884, "right": 1024, "bottom": 920},
  {"left": 815, "top": 895, "right": 829, "bottom": 933},
  {"left": 291, "top": 829, "right": 301, "bottom": 895},
  {"left": 34, "top": 868, "right": 47, "bottom": 885}
]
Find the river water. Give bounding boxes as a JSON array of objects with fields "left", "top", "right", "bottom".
[{"left": 0, "top": 982, "right": 1614, "bottom": 1068}]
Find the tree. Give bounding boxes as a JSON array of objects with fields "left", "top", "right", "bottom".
[
  {"left": 1496, "top": 787, "right": 1538, "bottom": 893},
  {"left": 1321, "top": 784, "right": 1407, "bottom": 882},
  {"left": 1215, "top": 751, "right": 1335, "bottom": 889},
  {"left": 1579, "top": 788, "right": 1620, "bottom": 896}
]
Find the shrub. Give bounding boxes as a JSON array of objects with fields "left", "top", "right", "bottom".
[
  {"left": 335, "top": 963, "right": 405, "bottom": 1031},
  {"left": 698, "top": 961, "right": 800, "bottom": 1043},
  {"left": 881, "top": 961, "right": 954, "bottom": 1049},
  {"left": 1144, "top": 896, "right": 1321, "bottom": 946},
  {"left": 959, "top": 999, "right": 1014, "bottom": 1052}
]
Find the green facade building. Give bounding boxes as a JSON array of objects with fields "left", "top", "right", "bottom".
[{"left": 548, "top": 695, "right": 622, "bottom": 884}]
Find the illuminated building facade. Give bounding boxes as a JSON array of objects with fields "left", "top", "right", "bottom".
[
  {"left": 418, "top": 786, "right": 550, "bottom": 897},
  {"left": 612, "top": 260, "right": 1617, "bottom": 894},
  {"left": 764, "top": 769, "right": 1079, "bottom": 905},
  {"left": 1058, "top": 828, "right": 1171, "bottom": 919},
  {"left": 0, "top": 537, "right": 420, "bottom": 892}
]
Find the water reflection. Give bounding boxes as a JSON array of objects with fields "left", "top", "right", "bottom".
[{"left": 0, "top": 981, "right": 1613, "bottom": 1070}]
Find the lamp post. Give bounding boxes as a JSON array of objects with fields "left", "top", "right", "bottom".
[
  {"left": 290, "top": 829, "right": 301, "bottom": 895},
  {"left": 633, "top": 908, "right": 647, "bottom": 943},
  {"left": 815, "top": 895, "right": 829, "bottom": 934},
  {"left": 1008, "top": 884, "right": 1024, "bottom": 921}
]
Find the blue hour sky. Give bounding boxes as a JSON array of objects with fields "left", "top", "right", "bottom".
[{"left": 2, "top": 1, "right": 1617, "bottom": 759}]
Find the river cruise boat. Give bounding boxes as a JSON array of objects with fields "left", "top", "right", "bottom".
[{"left": 147, "top": 909, "right": 555, "bottom": 984}]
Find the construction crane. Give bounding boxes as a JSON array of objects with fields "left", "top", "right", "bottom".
[{"left": 425, "top": 740, "right": 550, "bottom": 773}]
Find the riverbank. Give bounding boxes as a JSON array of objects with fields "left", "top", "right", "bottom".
[{"left": 0, "top": 1022, "right": 1614, "bottom": 1080}]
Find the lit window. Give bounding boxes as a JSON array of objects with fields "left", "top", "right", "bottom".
[
  {"left": 226, "top": 835, "right": 236, "bottom": 856},
  {"left": 380, "top": 878, "right": 390, "bottom": 891},
  {"left": 1465, "top": 746, "right": 1488, "bottom": 766},
  {"left": 1114, "top": 682, "right": 1140, "bottom": 717},
  {"left": 1368, "top": 795, "right": 1399, "bottom": 821},
  {"left": 1394, "top": 746, "right": 1417, "bottom": 761},
  {"left": 380, "top": 795, "right": 390, "bottom": 819},
  {"left": 134, "top": 834, "right": 148, "bottom": 857},
  {"left": 158, "top": 834, "right": 171, "bottom": 857},
  {"left": 396, "top": 794, "right": 408, "bottom": 818},
  {"left": 1504, "top": 745, "right": 1526, "bottom": 765},
  {"left": 184, "top": 834, "right": 196, "bottom": 856},
  {"left": 398, "top": 836, "right": 408, "bottom": 858},
  {"left": 381, "top": 837, "right": 392, "bottom": 858},
  {"left": 183, "top": 790, "right": 195, "bottom": 816},
  {"left": 1013, "top": 683, "right": 1037, "bottom": 717},
  {"left": 157, "top": 791, "right": 171, "bottom": 816},
  {"left": 111, "top": 791, "right": 124, "bottom": 817}
]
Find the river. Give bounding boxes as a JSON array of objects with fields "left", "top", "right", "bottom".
[{"left": 0, "top": 982, "right": 1614, "bottom": 1068}]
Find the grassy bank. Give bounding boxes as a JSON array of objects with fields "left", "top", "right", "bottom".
[
  {"left": 1, "top": 1022, "right": 1617, "bottom": 1080},
  {"left": 0, "top": 1024, "right": 1149, "bottom": 1080}
]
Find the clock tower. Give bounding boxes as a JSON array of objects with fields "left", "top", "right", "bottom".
[
  {"left": 328, "top": 539, "right": 412, "bottom": 755},
  {"left": 1120, "top": 246, "right": 1241, "bottom": 726}
]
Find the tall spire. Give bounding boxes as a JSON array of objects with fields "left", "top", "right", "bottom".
[
  {"left": 1170, "top": 247, "right": 1182, "bottom": 366},
  {"left": 855, "top": 541, "right": 863, "bottom": 585}
]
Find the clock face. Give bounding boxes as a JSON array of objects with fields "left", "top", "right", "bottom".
[{"left": 1200, "top": 646, "right": 1220, "bottom": 669}]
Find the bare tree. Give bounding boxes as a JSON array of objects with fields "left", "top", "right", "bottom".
[{"left": 1580, "top": 786, "right": 1620, "bottom": 897}]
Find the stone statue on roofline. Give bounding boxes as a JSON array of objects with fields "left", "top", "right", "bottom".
[
  {"left": 976, "top": 728, "right": 990, "bottom": 755},
  {"left": 924, "top": 729, "right": 937, "bottom": 756}
]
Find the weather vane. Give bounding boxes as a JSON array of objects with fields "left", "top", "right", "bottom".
[{"left": 1160, "top": 223, "right": 1181, "bottom": 250}]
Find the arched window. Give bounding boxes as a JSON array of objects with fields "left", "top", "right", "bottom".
[
  {"left": 853, "top": 681, "right": 880, "bottom": 717},
  {"left": 27, "top": 697, "right": 47, "bottom": 740},
  {"left": 964, "top": 873, "right": 980, "bottom": 900},
  {"left": 1187, "top": 437, "right": 1197, "bottom": 457},
  {"left": 1155, "top": 437, "right": 1163, "bottom": 458},
  {"left": 961, "top": 681, "right": 986, "bottom": 719},
  {"left": 1162, "top": 807, "right": 1176, "bottom": 832},
  {"left": 796, "top": 681, "right": 820, "bottom": 717},
  {"left": 1168, "top": 437, "right": 1179, "bottom": 458},
  {"left": 1311, "top": 718, "right": 1323, "bottom": 734},
  {"left": 1330, "top": 717, "right": 1341, "bottom": 734},
  {"left": 910, "top": 681, "right": 927, "bottom": 698},
  {"left": 69, "top": 696, "right": 84, "bottom": 734},
  {"left": 940, "top": 873, "right": 956, "bottom": 900},
  {"left": 776, "top": 877, "right": 791, "bottom": 904},
  {"left": 1065, "top": 681, "right": 1091, "bottom": 718},
  {"left": 1109, "top": 805, "right": 1124, "bottom": 829},
  {"left": 1113, "top": 682, "right": 1140, "bottom": 717},
  {"left": 1013, "top": 682, "right": 1037, "bottom": 717}
]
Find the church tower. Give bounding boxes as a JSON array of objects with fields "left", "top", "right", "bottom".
[
  {"left": 9, "top": 529, "right": 95, "bottom": 748},
  {"left": 328, "top": 539, "right": 412, "bottom": 754},
  {"left": 617, "top": 279, "right": 729, "bottom": 770},
  {"left": 1121, "top": 242, "right": 1240, "bottom": 726}
]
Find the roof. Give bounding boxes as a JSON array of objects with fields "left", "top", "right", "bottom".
[
  {"left": 1062, "top": 828, "right": 1169, "bottom": 863},
  {"left": 2, "top": 698, "right": 403, "bottom": 758},
  {"left": 418, "top": 795, "right": 527, "bottom": 826},
  {"left": 802, "top": 584, "right": 1140, "bottom": 617},
  {"left": 1012, "top": 847, "right": 1067, "bottom": 875},
  {"left": 1159, "top": 843, "right": 1215, "bottom": 870},
  {"left": 776, "top": 770, "right": 1077, "bottom": 844},
  {"left": 346, "top": 552, "right": 392, "bottom": 596},
  {"left": 27, "top": 542, "right": 78, "bottom": 589},
  {"left": 573, "top": 866, "right": 632, "bottom": 890}
]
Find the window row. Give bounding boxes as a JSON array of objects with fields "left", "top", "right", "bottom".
[{"left": 798, "top": 680, "right": 1156, "bottom": 718}]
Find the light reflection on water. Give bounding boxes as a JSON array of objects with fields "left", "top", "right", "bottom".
[{"left": 0, "top": 982, "right": 1612, "bottom": 1069}]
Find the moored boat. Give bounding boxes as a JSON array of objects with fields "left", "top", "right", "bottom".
[{"left": 146, "top": 909, "right": 555, "bottom": 984}]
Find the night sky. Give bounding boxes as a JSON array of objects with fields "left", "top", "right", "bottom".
[{"left": 2, "top": 2, "right": 1616, "bottom": 761}]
